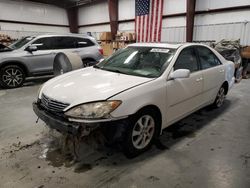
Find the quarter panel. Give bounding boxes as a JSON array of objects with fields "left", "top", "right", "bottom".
[{"left": 201, "top": 65, "right": 225, "bottom": 102}]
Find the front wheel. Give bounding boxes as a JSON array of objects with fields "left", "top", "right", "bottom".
[
  {"left": 122, "top": 109, "right": 160, "bottom": 158},
  {"left": 0, "top": 65, "right": 25, "bottom": 89}
]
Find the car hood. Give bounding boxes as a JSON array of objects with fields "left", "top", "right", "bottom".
[
  {"left": 0, "top": 49, "right": 19, "bottom": 59},
  {"left": 0, "top": 49, "right": 13, "bottom": 55},
  {"left": 40, "top": 67, "right": 153, "bottom": 109}
]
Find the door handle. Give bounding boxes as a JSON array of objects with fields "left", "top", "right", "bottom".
[
  {"left": 219, "top": 69, "right": 225, "bottom": 73},
  {"left": 196, "top": 77, "right": 203, "bottom": 82}
]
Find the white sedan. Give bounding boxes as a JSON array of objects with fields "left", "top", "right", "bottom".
[{"left": 33, "top": 43, "right": 235, "bottom": 157}]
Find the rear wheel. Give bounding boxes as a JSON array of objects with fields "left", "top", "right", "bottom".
[
  {"left": 82, "top": 59, "right": 97, "bottom": 67},
  {"left": 212, "top": 86, "right": 226, "bottom": 108},
  {"left": 0, "top": 65, "right": 25, "bottom": 89}
]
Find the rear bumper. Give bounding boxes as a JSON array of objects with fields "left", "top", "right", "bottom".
[
  {"left": 33, "top": 102, "right": 82, "bottom": 135},
  {"left": 229, "top": 77, "right": 235, "bottom": 90}
]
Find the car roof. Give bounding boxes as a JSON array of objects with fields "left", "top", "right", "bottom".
[
  {"left": 128, "top": 43, "right": 183, "bottom": 49},
  {"left": 128, "top": 42, "right": 209, "bottom": 49},
  {"left": 29, "top": 33, "right": 91, "bottom": 38}
]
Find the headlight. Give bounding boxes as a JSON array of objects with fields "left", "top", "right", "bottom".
[
  {"left": 65, "top": 100, "right": 122, "bottom": 119},
  {"left": 37, "top": 84, "right": 43, "bottom": 99}
]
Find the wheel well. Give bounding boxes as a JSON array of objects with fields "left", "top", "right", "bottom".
[
  {"left": 136, "top": 105, "right": 162, "bottom": 132},
  {"left": 82, "top": 58, "right": 97, "bottom": 62},
  {"left": 222, "top": 81, "right": 229, "bottom": 95},
  {"left": 0, "top": 62, "right": 28, "bottom": 76}
]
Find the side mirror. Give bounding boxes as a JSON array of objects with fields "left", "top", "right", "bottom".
[
  {"left": 26, "top": 45, "right": 38, "bottom": 52},
  {"left": 169, "top": 69, "right": 190, "bottom": 80}
]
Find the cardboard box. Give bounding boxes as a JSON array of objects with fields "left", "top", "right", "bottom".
[
  {"left": 112, "top": 41, "right": 119, "bottom": 49},
  {"left": 100, "top": 32, "right": 112, "bottom": 41},
  {"left": 101, "top": 43, "right": 113, "bottom": 56},
  {"left": 119, "top": 41, "right": 127, "bottom": 49},
  {"left": 241, "top": 46, "right": 250, "bottom": 59}
]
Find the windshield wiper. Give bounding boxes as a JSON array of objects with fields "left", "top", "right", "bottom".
[
  {"left": 93, "top": 65, "right": 101, "bottom": 69},
  {"left": 108, "top": 69, "right": 123, "bottom": 74},
  {"left": 95, "top": 65, "right": 130, "bottom": 75},
  {"left": 103, "top": 68, "right": 125, "bottom": 74}
]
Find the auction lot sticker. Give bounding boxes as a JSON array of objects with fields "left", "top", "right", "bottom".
[{"left": 150, "top": 48, "right": 170, "bottom": 53}]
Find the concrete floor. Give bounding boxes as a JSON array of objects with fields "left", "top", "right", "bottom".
[{"left": 0, "top": 78, "right": 250, "bottom": 188}]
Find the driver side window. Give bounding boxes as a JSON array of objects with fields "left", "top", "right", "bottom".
[{"left": 174, "top": 48, "right": 199, "bottom": 73}]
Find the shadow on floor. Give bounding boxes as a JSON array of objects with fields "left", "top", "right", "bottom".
[
  {"left": 0, "top": 75, "right": 53, "bottom": 90},
  {"left": 38, "top": 99, "right": 233, "bottom": 173}
]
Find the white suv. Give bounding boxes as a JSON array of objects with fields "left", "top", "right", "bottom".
[{"left": 33, "top": 43, "right": 235, "bottom": 157}]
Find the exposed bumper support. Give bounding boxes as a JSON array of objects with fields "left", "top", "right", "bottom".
[
  {"left": 33, "top": 102, "right": 127, "bottom": 136},
  {"left": 33, "top": 102, "right": 82, "bottom": 136}
]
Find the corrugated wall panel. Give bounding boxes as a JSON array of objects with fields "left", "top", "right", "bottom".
[
  {"left": 193, "top": 22, "right": 250, "bottom": 45},
  {"left": 0, "top": 0, "right": 69, "bottom": 38},
  {"left": 161, "top": 26, "right": 186, "bottom": 43}
]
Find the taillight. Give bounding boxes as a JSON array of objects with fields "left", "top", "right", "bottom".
[{"left": 99, "top": 48, "right": 104, "bottom": 55}]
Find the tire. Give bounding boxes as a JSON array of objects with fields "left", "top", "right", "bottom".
[
  {"left": 0, "top": 65, "right": 25, "bottom": 89},
  {"left": 121, "top": 109, "right": 160, "bottom": 158},
  {"left": 82, "top": 59, "right": 97, "bottom": 67},
  {"left": 212, "top": 86, "right": 226, "bottom": 108}
]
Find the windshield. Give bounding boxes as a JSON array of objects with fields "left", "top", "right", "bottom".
[
  {"left": 96, "top": 47, "right": 176, "bottom": 78},
  {"left": 9, "top": 36, "right": 35, "bottom": 50}
]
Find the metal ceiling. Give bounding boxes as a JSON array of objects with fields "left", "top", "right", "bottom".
[{"left": 23, "top": 0, "right": 103, "bottom": 8}]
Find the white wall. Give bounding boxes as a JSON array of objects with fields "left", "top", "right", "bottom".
[
  {"left": 196, "top": 0, "right": 250, "bottom": 10},
  {"left": 0, "top": 0, "right": 69, "bottom": 39},
  {"left": 119, "top": 0, "right": 135, "bottom": 20},
  {"left": 78, "top": 1, "right": 110, "bottom": 25},
  {"left": 78, "top": 1, "right": 110, "bottom": 39},
  {"left": 79, "top": 0, "right": 250, "bottom": 44}
]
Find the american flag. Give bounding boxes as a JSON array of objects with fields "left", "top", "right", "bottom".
[{"left": 135, "top": 0, "right": 164, "bottom": 43}]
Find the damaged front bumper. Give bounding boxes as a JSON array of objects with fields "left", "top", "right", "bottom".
[
  {"left": 33, "top": 102, "right": 99, "bottom": 136},
  {"left": 33, "top": 102, "right": 127, "bottom": 136}
]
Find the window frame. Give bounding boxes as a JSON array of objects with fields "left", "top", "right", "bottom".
[
  {"left": 173, "top": 46, "right": 201, "bottom": 73},
  {"left": 53, "top": 36, "right": 77, "bottom": 49},
  {"left": 75, "top": 37, "right": 95, "bottom": 48},
  {"left": 31, "top": 37, "right": 54, "bottom": 51},
  {"left": 194, "top": 46, "right": 222, "bottom": 70}
]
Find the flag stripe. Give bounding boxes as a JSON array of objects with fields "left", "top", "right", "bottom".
[
  {"left": 135, "top": 13, "right": 137, "bottom": 41},
  {"left": 141, "top": 16, "right": 145, "bottom": 42},
  {"left": 154, "top": 0, "right": 159, "bottom": 42},
  {"left": 158, "top": 0, "right": 163, "bottom": 42},
  {"left": 149, "top": 0, "right": 155, "bottom": 42},
  {"left": 138, "top": 15, "right": 141, "bottom": 42},
  {"left": 146, "top": 14, "right": 150, "bottom": 42},
  {"left": 147, "top": 0, "right": 152, "bottom": 42}
]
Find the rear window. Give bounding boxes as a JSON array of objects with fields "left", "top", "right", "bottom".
[{"left": 76, "top": 38, "right": 95, "bottom": 48}]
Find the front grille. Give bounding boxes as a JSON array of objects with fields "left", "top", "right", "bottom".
[{"left": 40, "top": 94, "right": 70, "bottom": 113}]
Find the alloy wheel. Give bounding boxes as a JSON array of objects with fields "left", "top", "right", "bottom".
[
  {"left": 216, "top": 87, "right": 225, "bottom": 107},
  {"left": 2, "top": 67, "right": 24, "bottom": 87},
  {"left": 132, "top": 115, "right": 155, "bottom": 149}
]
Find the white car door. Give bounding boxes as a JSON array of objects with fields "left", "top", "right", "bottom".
[
  {"left": 166, "top": 47, "right": 203, "bottom": 125},
  {"left": 195, "top": 46, "right": 225, "bottom": 103},
  {"left": 24, "top": 37, "right": 55, "bottom": 74}
]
